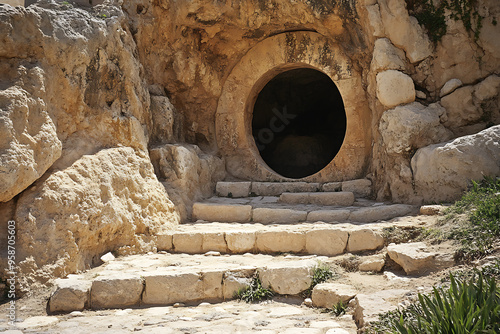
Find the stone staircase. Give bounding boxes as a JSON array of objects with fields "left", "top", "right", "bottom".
[
  {"left": 47, "top": 179, "right": 437, "bottom": 332},
  {"left": 192, "top": 179, "right": 416, "bottom": 224}
]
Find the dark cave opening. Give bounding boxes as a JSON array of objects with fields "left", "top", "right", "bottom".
[{"left": 252, "top": 68, "right": 347, "bottom": 179}]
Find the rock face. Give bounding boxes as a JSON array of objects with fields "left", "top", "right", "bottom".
[
  {"left": 14, "top": 147, "right": 179, "bottom": 288},
  {"left": 412, "top": 126, "right": 500, "bottom": 202},
  {"left": 0, "top": 78, "right": 62, "bottom": 202}
]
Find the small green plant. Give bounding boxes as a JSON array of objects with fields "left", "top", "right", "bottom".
[
  {"left": 303, "top": 263, "right": 336, "bottom": 297},
  {"left": 227, "top": 192, "right": 233, "bottom": 198},
  {"left": 236, "top": 275, "right": 274, "bottom": 303},
  {"left": 330, "top": 300, "right": 347, "bottom": 317},
  {"left": 444, "top": 176, "right": 500, "bottom": 260},
  {"left": 367, "top": 272, "right": 500, "bottom": 333}
]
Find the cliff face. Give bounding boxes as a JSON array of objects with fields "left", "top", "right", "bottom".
[{"left": 0, "top": 0, "right": 499, "bottom": 289}]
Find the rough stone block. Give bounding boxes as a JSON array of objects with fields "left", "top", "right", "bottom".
[
  {"left": 251, "top": 182, "right": 320, "bottom": 196},
  {"left": 143, "top": 272, "right": 202, "bottom": 305},
  {"left": 419, "top": 205, "right": 445, "bottom": 215},
  {"left": 156, "top": 233, "right": 173, "bottom": 251},
  {"left": 49, "top": 279, "right": 91, "bottom": 313},
  {"left": 358, "top": 255, "right": 385, "bottom": 272},
  {"left": 305, "top": 229, "right": 348, "bottom": 256},
  {"left": 226, "top": 231, "right": 256, "bottom": 253},
  {"left": 173, "top": 232, "right": 203, "bottom": 253},
  {"left": 387, "top": 242, "right": 436, "bottom": 275},
  {"left": 91, "top": 274, "right": 143, "bottom": 309},
  {"left": 252, "top": 208, "right": 307, "bottom": 224},
  {"left": 193, "top": 203, "right": 252, "bottom": 222},
  {"left": 347, "top": 229, "right": 385, "bottom": 253},
  {"left": 309, "top": 192, "right": 354, "bottom": 206},
  {"left": 322, "top": 182, "right": 342, "bottom": 192},
  {"left": 259, "top": 263, "right": 314, "bottom": 295},
  {"left": 312, "top": 283, "right": 357, "bottom": 308},
  {"left": 202, "top": 270, "right": 224, "bottom": 300},
  {"left": 202, "top": 232, "right": 227, "bottom": 253},
  {"left": 349, "top": 204, "right": 414, "bottom": 223},
  {"left": 222, "top": 270, "right": 254, "bottom": 300},
  {"left": 216, "top": 182, "right": 251, "bottom": 198},
  {"left": 256, "top": 230, "right": 306, "bottom": 253},
  {"left": 307, "top": 210, "right": 350, "bottom": 222},
  {"left": 279, "top": 192, "right": 310, "bottom": 204},
  {"left": 341, "top": 179, "right": 372, "bottom": 198}
]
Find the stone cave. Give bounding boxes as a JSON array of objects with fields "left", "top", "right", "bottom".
[{"left": 251, "top": 68, "right": 347, "bottom": 179}]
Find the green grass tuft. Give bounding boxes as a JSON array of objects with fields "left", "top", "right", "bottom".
[{"left": 236, "top": 275, "right": 274, "bottom": 303}]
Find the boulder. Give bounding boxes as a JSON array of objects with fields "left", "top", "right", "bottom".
[
  {"left": 13, "top": 147, "right": 179, "bottom": 289},
  {"left": 412, "top": 126, "right": 500, "bottom": 202},
  {"left": 376, "top": 70, "right": 415, "bottom": 108},
  {"left": 378, "top": 0, "right": 433, "bottom": 63},
  {"left": 441, "top": 86, "right": 481, "bottom": 128},
  {"left": 0, "top": 78, "right": 62, "bottom": 202},
  {"left": 371, "top": 38, "right": 406, "bottom": 72},
  {"left": 312, "top": 283, "right": 357, "bottom": 308},
  {"left": 365, "top": 4, "right": 384, "bottom": 37},
  {"left": 387, "top": 242, "right": 435, "bottom": 275},
  {"left": 379, "top": 102, "right": 452, "bottom": 154}
]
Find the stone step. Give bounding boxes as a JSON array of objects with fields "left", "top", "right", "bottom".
[
  {"left": 192, "top": 197, "right": 416, "bottom": 224},
  {"left": 156, "top": 220, "right": 419, "bottom": 256},
  {"left": 279, "top": 192, "right": 355, "bottom": 206},
  {"left": 48, "top": 253, "right": 329, "bottom": 313},
  {"left": 216, "top": 179, "right": 372, "bottom": 198}
]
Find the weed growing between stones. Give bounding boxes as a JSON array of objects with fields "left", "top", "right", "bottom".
[
  {"left": 330, "top": 300, "right": 347, "bottom": 317},
  {"left": 443, "top": 176, "right": 500, "bottom": 260},
  {"left": 236, "top": 274, "right": 274, "bottom": 303},
  {"left": 365, "top": 272, "right": 500, "bottom": 334},
  {"left": 302, "top": 263, "right": 337, "bottom": 298}
]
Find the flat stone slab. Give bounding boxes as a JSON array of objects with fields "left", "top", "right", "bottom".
[
  {"left": 280, "top": 192, "right": 355, "bottom": 206},
  {"left": 253, "top": 207, "right": 308, "bottom": 224},
  {"left": 216, "top": 181, "right": 251, "bottom": 198},
  {"left": 192, "top": 202, "right": 252, "bottom": 222},
  {"left": 251, "top": 182, "right": 321, "bottom": 196}
]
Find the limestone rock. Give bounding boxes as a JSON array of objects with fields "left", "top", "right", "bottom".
[
  {"left": 412, "top": 126, "right": 500, "bottom": 202},
  {"left": 347, "top": 229, "right": 384, "bottom": 253},
  {"left": 441, "top": 86, "right": 480, "bottom": 128},
  {"left": 256, "top": 230, "right": 306, "bottom": 253},
  {"left": 259, "top": 263, "right": 314, "bottom": 295},
  {"left": 49, "top": 278, "right": 91, "bottom": 313},
  {"left": 253, "top": 208, "right": 308, "bottom": 224},
  {"left": 419, "top": 205, "right": 445, "bottom": 215},
  {"left": 365, "top": 4, "right": 384, "bottom": 37},
  {"left": 349, "top": 204, "right": 415, "bottom": 223},
  {"left": 341, "top": 179, "right": 372, "bottom": 197},
  {"left": 193, "top": 203, "right": 252, "bottom": 223},
  {"left": 376, "top": 70, "right": 415, "bottom": 108},
  {"left": 305, "top": 229, "right": 348, "bottom": 256},
  {"left": 222, "top": 272, "right": 252, "bottom": 300},
  {"left": 143, "top": 272, "right": 203, "bottom": 305},
  {"left": 0, "top": 75, "right": 62, "bottom": 202},
  {"left": 150, "top": 144, "right": 225, "bottom": 220},
  {"left": 358, "top": 254, "right": 385, "bottom": 272},
  {"left": 379, "top": 102, "right": 452, "bottom": 154},
  {"left": 226, "top": 231, "right": 256, "bottom": 253},
  {"left": 353, "top": 289, "right": 410, "bottom": 328},
  {"left": 312, "top": 283, "right": 357, "bottom": 308},
  {"left": 439, "top": 79, "right": 462, "bottom": 97},
  {"left": 378, "top": 0, "right": 433, "bottom": 63},
  {"left": 387, "top": 242, "right": 435, "bottom": 275},
  {"left": 150, "top": 95, "right": 183, "bottom": 144},
  {"left": 307, "top": 210, "right": 351, "bottom": 223},
  {"left": 173, "top": 232, "right": 203, "bottom": 254},
  {"left": 216, "top": 182, "right": 251, "bottom": 198},
  {"left": 14, "top": 147, "right": 179, "bottom": 288},
  {"left": 474, "top": 74, "right": 500, "bottom": 101},
  {"left": 91, "top": 274, "right": 143, "bottom": 309},
  {"left": 371, "top": 38, "right": 406, "bottom": 72}
]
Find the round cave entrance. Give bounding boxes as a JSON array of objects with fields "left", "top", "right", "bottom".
[{"left": 252, "top": 68, "right": 347, "bottom": 179}]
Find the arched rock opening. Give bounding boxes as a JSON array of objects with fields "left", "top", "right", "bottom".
[{"left": 252, "top": 68, "right": 346, "bottom": 178}]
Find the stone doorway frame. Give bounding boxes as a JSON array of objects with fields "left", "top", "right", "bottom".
[{"left": 215, "top": 31, "right": 371, "bottom": 182}]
